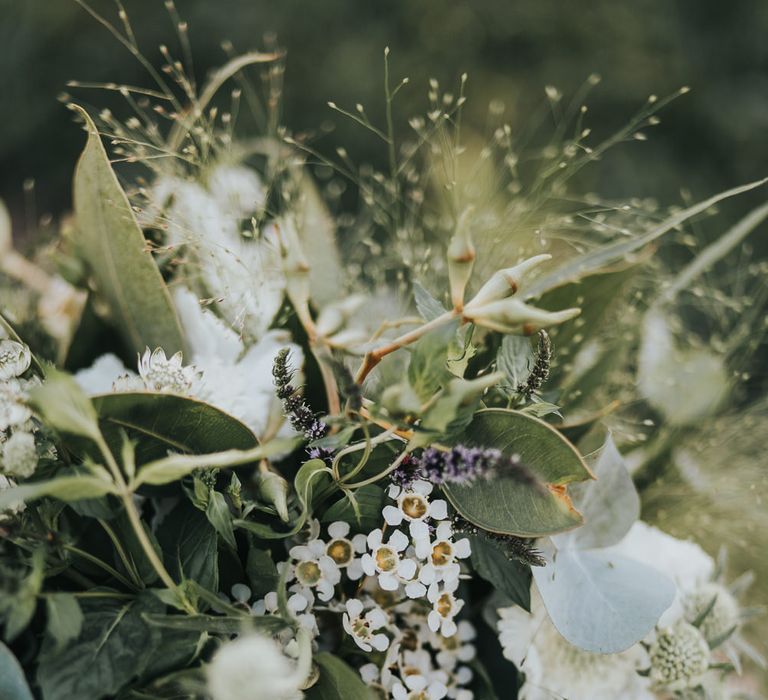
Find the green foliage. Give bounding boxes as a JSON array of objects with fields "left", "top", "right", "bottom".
[
  {"left": 0, "top": 642, "right": 34, "bottom": 700},
  {"left": 71, "top": 107, "right": 185, "bottom": 355},
  {"left": 306, "top": 652, "right": 371, "bottom": 699},
  {"left": 29, "top": 368, "right": 100, "bottom": 440},
  {"left": 468, "top": 534, "right": 532, "bottom": 611},
  {"left": 443, "top": 409, "right": 592, "bottom": 536},
  {"left": 45, "top": 594, "right": 84, "bottom": 652},
  {"left": 321, "top": 485, "right": 386, "bottom": 532}
]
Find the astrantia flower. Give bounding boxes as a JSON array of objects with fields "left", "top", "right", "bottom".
[
  {"left": 383, "top": 480, "right": 448, "bottom": 533},
  {"left": 342, "top": 598, "right": 390, "bottom": 652},
  {"left": 411, "top": 520, "right": 471, "bottom": 585},
  {"left": 361, "top": 528, "right": 421, "bottom": 594},
  {"left": 288, "top": 538, "right": 341, "bottom": 601},
  {"left": 0, "top": 340, "right": 31, "bottom": 380},
  {"left": 1, "top": 430, "right": 37, "bottom": 478},
  {"left": 206, "top": 634, "right": 307, "bottom": 700},
  {"left": 649, "top": 621, "right": 710, "bottom": 691},
  {"left": 325, "top": 521, "right": 367, "bottom": 580},
  {"left": 138, "top": 347, "right": 200, "bottom": 394},
  {"left": 0, "top": 378, "right": 34, "bottom": 431},
  {"left": 427, "top": 580, "right": 463, "bottom": 637}
]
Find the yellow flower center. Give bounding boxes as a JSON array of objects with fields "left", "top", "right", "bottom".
[
  {"left": 431, "top": 540, "right": 454, "bottom": 567},
  {"left": 401, "top": 494, "right": 429, "bottom": 520},
  {"left": 437, "top": 592, "right": 454, "bottom": 618},
  {"left": 375, "top": 546, "right": 398, "bottom": 572},
  {"left": 296, "top": 560, "right": 322, "bottom": 585},
  {"left": 326, "top": 539, "right": 353, "bottom": 565}
]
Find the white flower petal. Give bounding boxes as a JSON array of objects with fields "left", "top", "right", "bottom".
[
  {"left": 430, "top": 499, "right": 448, "bottom": 520},
  {"left": 382, "top": 505, "right": 404, "bottom": 526},
  {"left": 328, "top": 521, "right": 350, "bottom": 539},
  {"left": 389, "top": 530, "right": 409, "bottom": 552}
]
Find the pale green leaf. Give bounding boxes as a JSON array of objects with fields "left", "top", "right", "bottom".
[{"left": 45, "top": 594, "right": 84, "bottom": 652}]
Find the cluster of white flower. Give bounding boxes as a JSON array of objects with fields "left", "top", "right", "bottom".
[{"left": 0, "top": 340, "right": 41, "bottom": 497}]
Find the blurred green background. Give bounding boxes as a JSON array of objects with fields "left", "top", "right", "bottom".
[{"left": 2, "top": 0, "right": 767, "bottom": 241}]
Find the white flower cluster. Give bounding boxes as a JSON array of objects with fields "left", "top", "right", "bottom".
[{"left": 0, "top": 340, "right": 42, "bottom": 498}]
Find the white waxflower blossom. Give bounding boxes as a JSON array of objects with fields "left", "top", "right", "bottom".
[
  {"left": 411, "top": 520, "right": 471, "bottom": 585},
  {"left": 427, "top": 579, "right": 463, "bottom": 638},
  {"left": 206, "top": 634, "right": 307, "bottom": 700},
  {"left": 0, "top": 340, "right": 31, "bottom": 379},
  {"left": 138, "top": 347, "right": 201, "bottom": 394},
  {"left": 288, "top": 539, "right": 341, "bottom": 602},
  {"left": 0, "top": 474, "right": 25, "bottom": 519},
  {"left": 361, "top": 529, "right": 420, "bottom": 594},
  {"left": 683, "top": 582, "right": 740, "bottom": 645},
  {"left": 383, "top": 480, "right": 449, "bottom": 534},
  {"left": 342, "top": 598, "right": 390, "bottom": 652},
  {"left": 392, "top": 649, "right": 448, "bottom": 700},
  {"left": 324, "top": 521, "right": 367, "bottom": 580},
  {"left": 1, "top": 431, "right": 37, "bottom": 478},
  {"left": 429, "top": 620, "right": 477, "bottom": 672},
  {"left": 252, "top": 588, "right": 318, "bottom": 636},
  {"left": 649, "top": 621, "right": 710, "bottom": 691}
]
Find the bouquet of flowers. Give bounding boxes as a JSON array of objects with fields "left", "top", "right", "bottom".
[{"left": 1, "top": 6, "right": 766, "bottom": 699}]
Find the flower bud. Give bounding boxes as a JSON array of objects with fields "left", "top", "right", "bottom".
[
  {"left": 257, "top": 470, "right": 290, "bottom": 523},
  {"left": 447, "top": 207, "right": 476, "bottom": 310},
  {"left": 466, "top": 254, "right": 551, "bottom": 309},
  {"left": 649, "top": 621, "right": 709, "bottom": 691},
  {"left": 0, "top": 340, "right": 31, "bottom": 380},
  {"left": 463, "top": 297, "right": 579, "bottom": 334}
]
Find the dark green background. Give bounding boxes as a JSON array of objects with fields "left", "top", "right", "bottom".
[{"left": 2, "top": 0, "right": 767, "bottom": 242}]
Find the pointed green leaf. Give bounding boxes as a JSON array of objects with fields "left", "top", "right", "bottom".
[{"left": 72, "top": 106, "right": 184, "bottom": 354}]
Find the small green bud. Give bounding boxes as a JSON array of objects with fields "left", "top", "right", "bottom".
[{"left": 257, "top": 470, "right": 290, "bottom": 523}]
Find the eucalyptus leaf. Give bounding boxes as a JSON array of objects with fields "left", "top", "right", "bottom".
[
  {"left": 0, "top": 641, "right": 34, "bottom": 700},
  {"left": 443, "top": 409, "right": 592, "bottom": 537},
  {"left": 72, "top": 106, "right": 185, "bottom": 354},
  {"left": 306, "top": 652, "right": 370, "bottom": 700},
  {"left": 532, "top": 542, "right": 675, "bottom": 653}
]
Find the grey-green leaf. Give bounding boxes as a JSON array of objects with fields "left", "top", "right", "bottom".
[
  {"left": 72, "top": 106, "right": 184, "bottom": 354},
  {"left": 468, "top": 534, "right": 532, "bottom": 611},
  {"left": 306, "top": 652, "right": 370, "bottom": 700},
  {"left": 30, "top": 369, "right": 101, "bottom": 440},
  {"left": 45, "top": 594, "right": 84, "bottom": 652},
  {"left": 0, "top": 642, "right": 34, "bottom": 700}
]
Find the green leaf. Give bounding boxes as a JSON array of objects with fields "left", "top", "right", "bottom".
[
  {"left": 524, "top": 177, "right": 768, "bottom": 297},
  {"left": 157, "top": 502, "right": 219, "bottom": 592},
  {"left": 93, "top": 392, "right": 260, "bottom": 466},
  {"left": 36, "top": 596, "right": 163, "bottom": 700},
  {"left": 71, "top": 106, "right": 184, "bottom": 355},
  {"left": 205, "top": 490, "right": 237, "bottom": 549},
  {"left": 29, "top": 369, "right": 101, "bottom": 440},
  {"left": 246, "top": 548, "right": 279, "bottom": 597},
  {"left": 306, "top": 652, "right": 370, "bottom": 700},
  {"left": 468, "top": 534, "right": 532, "bottom": 611},
  {"left": 294, "top": 458, "right": 333, "bottom": 511},
  {"left": 0, "top": 641, "right": 34, "bottom": 700},
  {"left": 442, "top": 409, "right": 592, "bottom": 537},
  {"left": 413, "top": 281, "right": 448, "bottom": 321},
  {"left": 143, "top": 612, "right": 286, "bottom": 635},
  {"left": 408, "top": 322, "right": 456, "bottom": 402},
  {"left": 0, "top": 474, "right": 117, "bottom": 511},
  {"left": 496, "top": 334, "right": 533, "bottom": 392},
  {"left": 321, "top": 485, "right": 386, "bottom": 533},
  {"left": 45, "top": 594, "right": 84, "bottom": 652}
]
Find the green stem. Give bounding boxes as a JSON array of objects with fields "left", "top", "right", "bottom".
[{"left": 63, "top": 544, "right": 138, "bottom": 591}]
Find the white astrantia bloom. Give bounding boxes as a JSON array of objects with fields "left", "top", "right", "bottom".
[
  {"left": 324, "top": 521, "right": 367, "bottom": 580},
  {"left": 287, "top": 538, "right": 341, "bottom": 602},
  {"left": 411, "top": 520, "right": 471, "bottom": 585},
  {"left": 383, "top": 480, "right": 449, "bottom": 534},
  {"left": 361, "top": 528, "right": 422, "bottom": 595},
  {"left": 0, "top": 340, "right": 31, "bottom": 380},
  {"left": 427, "top": 579, "right": 464, "bottom": 638},
  {"left": 1, "top": 430, "right": 38, "bottom": 478},
  {"left": 0, "top": 378, "right": 35, "bottom": 432},
  {"left": 74, "top": 354, "right": 133, "bottom": 395},
  {"left": 206, "top": 634, "right": 307, "bottom": 700},
  {"left": 341, "top": 598, "right": 390, "bottom": 652},
  {"left": 138, "top": 347, "right": 201, "bottom": 394}
]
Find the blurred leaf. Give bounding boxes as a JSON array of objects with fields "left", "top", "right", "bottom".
[
  {"left": 306, "top": 652, "right": 370, "bottom": 700},
  {"left": 496, "top": 334, "right": 533, "bottom": 392},
  {"left": 36, "top": 596, "right": 163, "bottom": 700},
  {"left": 413, "top": 281, "right": 448, "bottom": 321},
  {"left": 30, "top": 368, "right": 100, "bottom": 440},
  {"left": 0, "top": 641, "right": 34, "bottom": 700},
  {"left": 443, "top": 409, "right": 592, "bottom": 537},
  {"left": 553, "top": 433, "right": 639, "bottom": 550},
  {"left": 407, "top": 322, "right": 455, "bottom": 402},
  {"left": 532, "top": 542, "right": 675, "bottom": 654},
  {"left": 0, "top": 474, "right": 117, "bottom": 511},
  {"left": 143, "top": 612, "right": 286, "bottom": 634},
  {"left": 45, "top": 594, "right": 84, "bottom": 652},
  {"left": 468, "top": 534, "right": 531, "bottom": 611},
  {"left": 71, "top": 106, "right": 184, "bottom": 355}
]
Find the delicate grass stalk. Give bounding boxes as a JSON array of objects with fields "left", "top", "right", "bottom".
[{"left": 63, "top": 545, "right": 139, "bottom": 591}]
